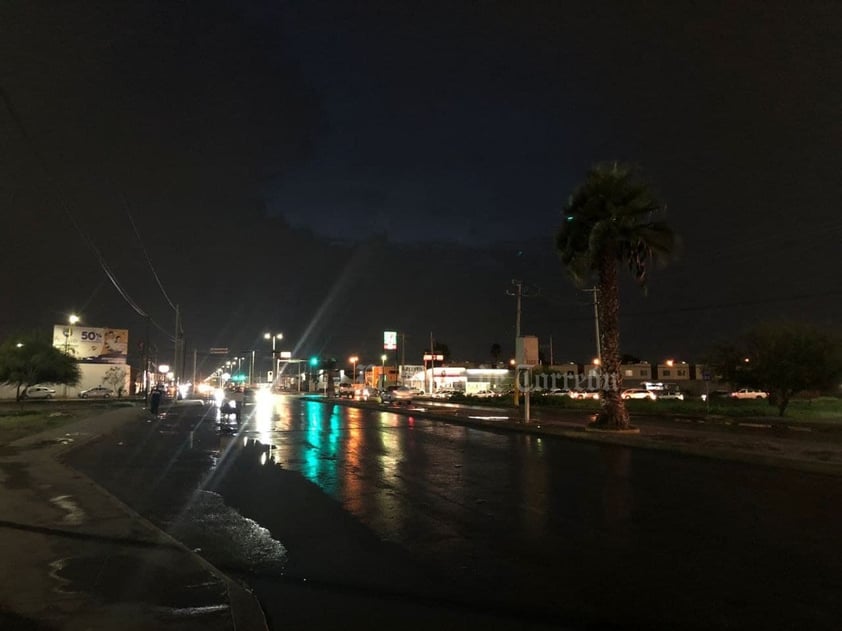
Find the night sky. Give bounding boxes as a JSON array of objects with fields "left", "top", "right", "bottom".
[{"left": 1, "top": 1, "right": 840, "bottom": 375}]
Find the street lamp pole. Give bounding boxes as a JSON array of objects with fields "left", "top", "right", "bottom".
[
  {"left": 264, "top": 332, "right": 283, "bottom": 384},
  {"left": 380, "top": 354, "right": 387, "bottom": 388},
  {"left": 349, "top": 355, "right": 359, "bottom": 384},
  {"left": 63, "top": 314, "right": 79, "bottom": 398}
]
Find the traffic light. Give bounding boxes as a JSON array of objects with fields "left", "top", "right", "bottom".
[{"left": 309, "top": 356, "right": 319, "bottom": 367}]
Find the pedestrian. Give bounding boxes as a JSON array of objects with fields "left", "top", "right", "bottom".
[{"left": 150, "top": 386, "right": 162, "bottom": 415}]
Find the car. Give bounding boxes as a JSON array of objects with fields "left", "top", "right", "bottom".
[
  {"left": 382, "top": 386, "right": 414, "bottom": 405},
  {"left": 432, "top": 388, "right": 460, "bottom": 399},
  {"left": 337, "top": 383, "right": 354, "bottom": 398},
  {"left": 621, "top": 388, "right": 657, "bottom": 401},
  {"left": 24, "top": 385, "right": 56, "bottom": 399},
  {"left": 471, "top": 390, "right": 501, "bottom": 398},
  {"left": 545, "top": 388, "right": 572, "bottom": 397},
  {"left": 569, "top": 389, "right": 601, "bottom": 400},
  {"left": 730, "top": 388, "right": 768, "bottom": 400},
  {"left": 357, "top": 385, "right": 382, "bottom": 402},
  {"left": 216, "top": 387, "right": 244, "bottom": 419},
  {"left": 78, "top": 386, "right": 114, "bottom": 399},
  {"left": 658, "top": 390, "right": 685, "bottom": 401}
]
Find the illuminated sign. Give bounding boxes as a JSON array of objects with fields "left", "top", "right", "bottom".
[
  {"left": 279, "top": 351, "right": 292, "bottom": 359},
  {"left": 423, "top": 354, "right": 444, "bottom": 361},
  {"left": 383, "top": 331, "right": 397, "bottom": 350}
]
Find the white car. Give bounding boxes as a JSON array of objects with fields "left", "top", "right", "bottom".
[
  {"left": 621, "top": 388, "right": 657, "bottom": 401},
  {"left": 569, "top": 389, "right": 601, "bottom": 400},
  {"left": 78, "top": 386, "right": 114, "bottom": 399},
  {"left": 730, "top": 389, "right": 768, "bottom": 400},
  {"left": 471, "top": 390, "right": 501, "bottom": 398},
  {"left": 25, "top": 385, "right": 56, "bottom": 399}
]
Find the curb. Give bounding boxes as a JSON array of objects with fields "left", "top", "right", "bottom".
[{"left": 11, "top": 403, "right": 270, "bottom": 631}]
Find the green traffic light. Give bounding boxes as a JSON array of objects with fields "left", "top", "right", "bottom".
[{"left": 309, "top": 356, "right": 319, "bottom": 366}]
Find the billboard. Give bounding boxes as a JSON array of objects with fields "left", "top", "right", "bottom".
[
  {"left": 383, "top": 330, "right": 397, "bottom": 350},
  {"left": 53, "top": 325, "right": 129, "bottom": 364}
]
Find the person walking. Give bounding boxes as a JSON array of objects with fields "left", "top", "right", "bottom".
[{"left": 149, "top": 386, "right": 163, "bottom": 415}]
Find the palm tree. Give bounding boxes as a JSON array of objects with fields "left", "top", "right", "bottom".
[{"left": 556, "top": 163, "right": 677, "bottom": 429}]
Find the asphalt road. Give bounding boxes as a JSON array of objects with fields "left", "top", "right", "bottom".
[{"left": 63, "top": 395, "right": 842, "bottom": 630}]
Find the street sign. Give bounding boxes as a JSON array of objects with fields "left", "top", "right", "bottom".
[
  {"left": 209, "top": 347, "right": 228, "bottom": 355},
  {"left": 423, "top": 354, "right": 444, "bottom": 361},
  {"left": 516, "top": 336, "right": 539, "bottom": 366}
]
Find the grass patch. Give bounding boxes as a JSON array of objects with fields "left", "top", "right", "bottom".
[{"left": 460, "top": 393, "right": 842, "bottom": 423}]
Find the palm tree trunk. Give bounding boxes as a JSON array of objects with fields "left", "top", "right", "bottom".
[{"left": 593, "top": 255, "right": 630, "bottom": 429}]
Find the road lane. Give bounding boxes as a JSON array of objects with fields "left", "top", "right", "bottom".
[{"left": 65, "top": 395, "right": 842, "bottom": 630}]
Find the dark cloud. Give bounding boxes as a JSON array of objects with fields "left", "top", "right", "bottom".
[{"left": 0, "top": 1, "right": 839, "bottom": 368}]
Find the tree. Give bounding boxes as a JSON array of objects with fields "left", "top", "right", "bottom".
[
  {"left": 103, "top": 366, "right": 129, "bottom": 396},
  {"left": 707, "top": 322, "right": 842, "bottom": 416},
  {"left": 556, "top": 163, "right": 677, "bottom": 429},
  {"left": 490, "top": 343, "right": 502, "bottom": 366},
  {"left": 0, "top": 332, "right": 81, "bottom": 401}
]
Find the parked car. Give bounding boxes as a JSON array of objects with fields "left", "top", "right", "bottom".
[
  {"left": 432, "top": 388, "right": 459, "bottom": 399},
  {"left": 570, "top": 389, "right": 601, "bottom": 400},
  {"left": 337, "top": 382, "right": 354, "bottom": 399},
  {"left": 730, "top": 388, "right": 768, "bottom": 400},
  {"left": 658, "top": 390, "right": 685, "bottom": 401},
  {"left": 78, "top": 386, "right": 114, "bottom": 399},
  {"left": 621, "top": 388, "right": 657, "bottom": 401},
  {"left": 546, "top": 388, "right": 573, "bottom": 397},
  {"left": 24, "top": 385, "right": 56, "bottom": 399},
  {"left": 471, "top": 390, "right": 501, "bottom": 398}
]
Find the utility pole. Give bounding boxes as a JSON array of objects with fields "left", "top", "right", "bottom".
[
  {"left": 429, "top": 331, "right": 435, "bottom": 395},
  {"left": 506, "top": 280, "right": 538, "bottom": 406},
  {"left": 400, "top": 332, "right": 406, "bottom": 384},
  {"left": 173, "top": 304, "right": 182, "bottom": 386},
  {"left": 142, "top": 315, "right": 150, "bottom": 405}
]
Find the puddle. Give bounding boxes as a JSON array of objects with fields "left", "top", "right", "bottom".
[
  {"left": 168, "top": 490, "right": 287, "bottom": 573},
  {"left": 49, "top": 495, "right": 86, "bottom": 526},
  {"left": 52, "top": 552, "right": 228, "bottom": 610}
]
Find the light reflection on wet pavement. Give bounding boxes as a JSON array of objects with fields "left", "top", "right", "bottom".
[{"left": 64, "top": 395, "right": 842, "bottom": 630}]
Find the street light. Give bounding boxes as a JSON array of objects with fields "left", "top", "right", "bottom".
[
  {"left": 349, "top": 355, "right": 359, "bottom": 384},
  {"left": 264, "top": 332, "right": 283, "bottom": 383}
]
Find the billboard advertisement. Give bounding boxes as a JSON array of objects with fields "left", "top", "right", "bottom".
[
  {"left": 383, "top": 330, "right": 397, "bottom": 350},
  {"left": 53, "top": 325, "right": 129, "bottom": 364}
]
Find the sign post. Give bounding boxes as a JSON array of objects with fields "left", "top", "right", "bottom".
[{"left": 516, "top": 336, "right": 539, "bottom": 422}]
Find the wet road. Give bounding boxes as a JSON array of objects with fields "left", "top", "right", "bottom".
[{"left": 65, "top": 395, "right": 842, "bottom": 629}]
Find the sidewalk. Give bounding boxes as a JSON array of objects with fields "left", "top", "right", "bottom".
[{"left": 0, "top": 405, "right": 267, "bottom": 631}]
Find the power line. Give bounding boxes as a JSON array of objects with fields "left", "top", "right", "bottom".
[
  {"left": 121, "top": 192, "right": 177, "bottom": 312},
  {"left": 1, "top": 84, "right": 173, "bottom": 340}
]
